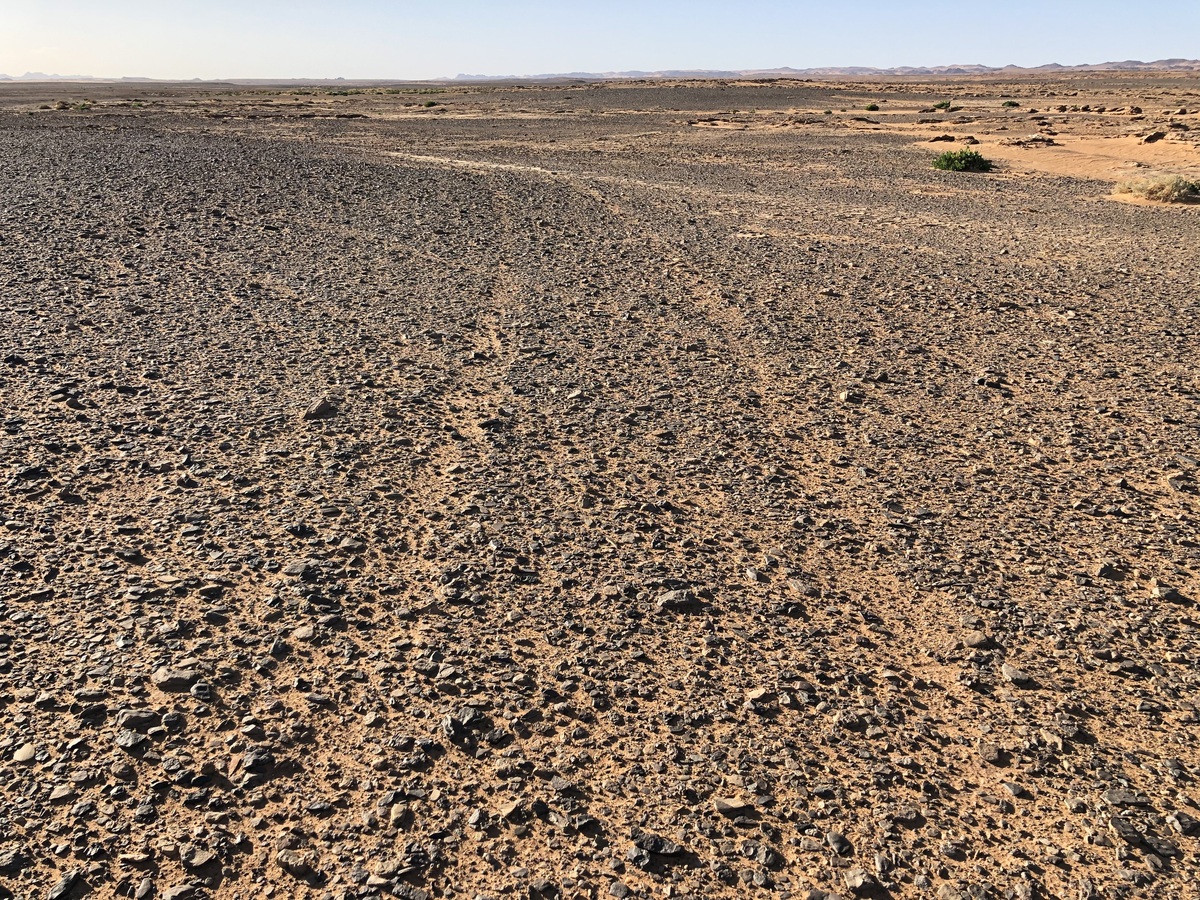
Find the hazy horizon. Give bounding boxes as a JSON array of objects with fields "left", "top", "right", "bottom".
[
  {"left": 5, "top": 57, "right": 1200, "bottom": 83},
  {"left": 4, "top": 0, "right": 1199, "bottom": 81}
]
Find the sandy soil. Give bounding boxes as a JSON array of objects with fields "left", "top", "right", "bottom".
[{"left": 1, "top": 74, "right": 1199, "bottom": 900}]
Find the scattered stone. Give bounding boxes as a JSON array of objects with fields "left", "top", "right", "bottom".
[
  {"left": 977, "top": 740, "right": 1005, "bottom": 765},
  {"left": 276, "top": 849, "right": 320, "bottom": 882},
  {"left": 181, "top": 847, "right": 216, "bottom": 869},
  {"left": 746, "top": 687, "right": 775, "bottom": 704},
  {"left": 48, "top": 869, "right": 80, "bottom": 899},
  {"left": 1167, "top": 811, "right": 1199, "bottom": 835},
  {"left": 962, "top": 630, "right": 989, "bottom": 648},
  {"left": 151, "top": 667, "right": 202, "bottom": 692},
  {"left": 116, "top": 708, "right": 162, "bottom": 731},
  {"left": 303, "top": 397, "right": 338, "bottom": 420},
  {"left": 1102, "top": 789, "right": 1150, "bottom": 807},
  {"left": 115, "top": 729, "right": 149, "bottom": 753},
  {"left": 1002, "top": 781, "right": 1024, "bottom": 798},
  {"left": 1108, "top": 816, "right": 1143, "bottom": 844},
  {"left": 632, "top": 833, "right": 683, "bottom": 856},
  {"left": 498, "top": 799, "right": 524, "bottom": 821},
  {"left": 1000, "top": 662, "right": 1032, "bottom": 685},
  {"left": 844, "top": 868, "right": 874, "bottom": 894},
  {"left": 826, "top": 831, "right": 853, "bottom": 856},
  {"left": 655, "top": 589, "right": 704, "bottom": 613},
  {"left": 714, "top": 797, "right": 753, "bottom": 817}
]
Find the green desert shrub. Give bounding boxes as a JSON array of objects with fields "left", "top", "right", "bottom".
[
  {"left": 933, "top": 100, "right": 952, "bottom": 110},
  {"left": 1114, "top": 175, "right": 1199, "bottom": 203},
  {"left": 1002, "top": 100, "right": 1021, "bottom": 108},
  {"left": 932, "top": 149, "right": 994, "bottom": 172},
  {"left": 865, "top": 103, "right": 880, "bottom": 111}
]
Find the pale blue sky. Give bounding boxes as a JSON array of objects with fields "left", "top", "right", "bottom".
[{"left": 3, "top": 0, "right": 1198, "bottom": 80}]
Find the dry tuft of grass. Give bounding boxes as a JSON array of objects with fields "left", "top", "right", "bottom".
[{"left": 1114, "top": 174, "right": 1199, "bottom": 203}]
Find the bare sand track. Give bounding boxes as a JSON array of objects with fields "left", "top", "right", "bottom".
[{"left": 1, "top": 76, "right": 1199, "bottom": 900}]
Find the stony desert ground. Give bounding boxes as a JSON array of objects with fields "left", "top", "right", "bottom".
[{"left": 1, "top": 74, "right": 1199, "bottom": 900}]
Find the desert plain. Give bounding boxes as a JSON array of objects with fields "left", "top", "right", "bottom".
[{"left": 1, "top": 74, "right": 1199, "bottom": 900}]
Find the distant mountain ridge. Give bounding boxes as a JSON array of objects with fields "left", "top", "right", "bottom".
[
  {"left": 0, "top": 73, "right": 156, "bottom": 82},
  {"left": 452, "top": 59, "right": 1200, "bottom": 80},
  {"left": 451, "top": 59, "right": 1200, "bottom": 81},
  {"left": 2, "top": 59, "right": 1198, "bottom": 83}
]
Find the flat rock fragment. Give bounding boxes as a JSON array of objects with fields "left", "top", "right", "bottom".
[
  {"left": 303, "top": 397, "right": 338, "bottom": 420},
  {"left": 151, "top": 667, "right": 202, "bottom": 692}
]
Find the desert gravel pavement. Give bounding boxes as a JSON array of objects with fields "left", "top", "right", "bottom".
[{"left": 1, "top": 77, "right": 1199, "bottom": 900}]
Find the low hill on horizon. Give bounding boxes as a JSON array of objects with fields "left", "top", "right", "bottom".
[
  {"left": 452, "top": 58, "right": 1200, "bottom": 81},
  {"left": 3, "top": 58, "right": 1199, "bottom": 84}
]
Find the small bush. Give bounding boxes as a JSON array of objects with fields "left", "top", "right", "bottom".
[
  {"left": 933, "top": 149, "right": 994, "bottom": 172},
  {"left": 933, "top": 100, "right": 952, "bottom": 110},
  {"left": 423, "top": 100, "right": 439, "bottom": 108},
  {"left": 1002, "top": 100, "right": 1021, "bottom": 108},
  {"left": 1114, "top": 175, "right": 1199, "bottom": 203},
  {"left": 865, "top": 103, "right": 880, "bottom": 111}
]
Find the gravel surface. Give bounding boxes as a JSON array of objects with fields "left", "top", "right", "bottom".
[{"left": 1, "top": 78, "right": 1199, "bottom": 900}]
